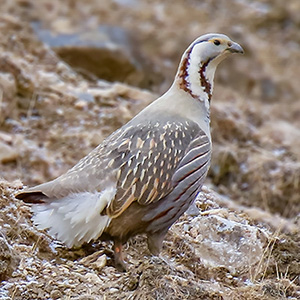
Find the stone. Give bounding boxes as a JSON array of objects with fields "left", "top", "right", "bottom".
[
  {"left": 31, "top": 23, "right": 162, "bottom": 89},
  {"left": 0, "top": 140, "right": 18, "bottom": 163}
]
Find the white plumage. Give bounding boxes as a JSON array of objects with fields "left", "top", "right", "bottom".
[{"left": 32, "top": 187, "right": 116, "bottom": 247}]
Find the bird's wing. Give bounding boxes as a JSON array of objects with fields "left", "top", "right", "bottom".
[
  {"left": 107, "top": 119, "right": 210, "bottom": 218},
  {"left": 17, "top": 118, "right": 210, "bottom": 221},
  {"left": 170, "top": 129, "right": 211, "bottom": 201},
  {"left": 16, "top": 125, "right": 138, "bottom": 200}
]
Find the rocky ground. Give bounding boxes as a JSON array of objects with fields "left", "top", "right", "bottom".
[{"left": 0, "top": 0, "right": 299, "bottom": 299}]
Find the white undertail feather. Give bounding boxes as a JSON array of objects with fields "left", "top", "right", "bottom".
[{"left": 32, "top": 187, "right": 116, "bottom": 247}]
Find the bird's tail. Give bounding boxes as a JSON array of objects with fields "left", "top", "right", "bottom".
[
  {"left": 16, "top": 188, "right": 116, "bottom": 247},
  {"left": 16, "top": 191, "right": 48, "bottom": 203}
]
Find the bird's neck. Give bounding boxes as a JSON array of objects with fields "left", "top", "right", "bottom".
[{"left": 175, "top": 47, "right": 218, "bottom": 110}]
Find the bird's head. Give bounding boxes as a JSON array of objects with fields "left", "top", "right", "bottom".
[{"left": 176, "top": 33, "right": 243, "bottom": 105}]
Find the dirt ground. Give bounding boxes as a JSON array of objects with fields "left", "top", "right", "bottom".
[{"left": 0, "top": 0, "right": 299, "bottom": 299}]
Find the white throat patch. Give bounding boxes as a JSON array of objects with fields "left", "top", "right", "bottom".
[{"left": 177, "top": 42, "right": 220, "bottom": 112}]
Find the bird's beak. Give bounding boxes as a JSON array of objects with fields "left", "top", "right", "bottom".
[{"left": 227, "top": 42, "right": 244, "bottom": 54}]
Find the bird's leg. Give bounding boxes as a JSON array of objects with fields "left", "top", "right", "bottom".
[
  {"left": 147, "top": 231, "right": 178, "bottom": 271},
  {"left": 113, "top": 239, "right": 127, "bottom": 272},
  {"left": 147, "top": 231, "right": 167, "bottom": 256}
]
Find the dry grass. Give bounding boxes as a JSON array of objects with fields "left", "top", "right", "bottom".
[{"left": 250, "top": 229, "right": 281, "bottom": 283}]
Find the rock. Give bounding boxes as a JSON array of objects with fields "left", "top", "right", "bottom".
[
  {"left": 90, "top": 255, "right": 107, "bottom": 271},
  {"left": 191, "top": 213, "right": 266, "bottom": 274},
  {"left": 79, "top": 252, "right": 107, "bottom": 271},
  {"left": 31, "top": 22, "right": 163, "bottom": 89},
  {"left": 175, "top": 188, "right": 268, "bottom": 274},
  {"left": 0, "top": 140, "right": 18, "bottom": 163}
]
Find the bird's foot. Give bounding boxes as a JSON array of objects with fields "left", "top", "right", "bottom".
[{"left": 114, "top": 240, "right": 127, "bottom": 272}]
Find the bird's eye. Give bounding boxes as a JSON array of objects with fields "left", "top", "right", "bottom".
[{"left": 214, "top": 40, "right": 221, "bottom": 46}]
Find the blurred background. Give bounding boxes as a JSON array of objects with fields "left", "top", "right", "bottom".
[{"left": 0, "top": 0, "right": 300, "bottom": 218}]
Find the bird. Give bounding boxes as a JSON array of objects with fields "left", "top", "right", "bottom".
[{"left": 16, "top": 33, "right": 243, "bottom": 271}]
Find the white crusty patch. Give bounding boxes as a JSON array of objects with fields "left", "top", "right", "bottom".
[{"left": 32, "top": 187, "right": 116, "bottom": 247}]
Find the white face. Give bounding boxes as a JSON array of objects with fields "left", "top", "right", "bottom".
[{"left": 191, "top": 33, "right": 244, "bottom": 66}]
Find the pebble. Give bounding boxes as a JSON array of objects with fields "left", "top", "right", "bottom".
[{"left": 0, "top": 141, "right": 18, "bottom": 163}]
